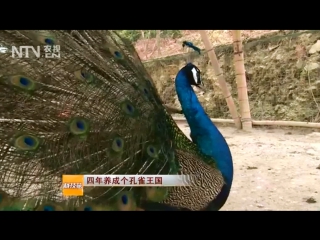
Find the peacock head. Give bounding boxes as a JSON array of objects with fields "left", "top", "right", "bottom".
[{"left": 182, "top": 63, "right": 204, "bottom": 89}]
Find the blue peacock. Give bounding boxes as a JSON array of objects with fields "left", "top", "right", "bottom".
[{"left": 0, "top": 30, "right": 233, "bottom": 211}]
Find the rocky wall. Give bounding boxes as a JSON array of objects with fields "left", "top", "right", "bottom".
[{"left": 143, "top": 30, "right": 320, "bottom": 122}]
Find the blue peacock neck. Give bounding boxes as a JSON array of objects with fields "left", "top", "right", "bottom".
[{"left": 175, "top": 67, "right": 234, "bottom": 210}]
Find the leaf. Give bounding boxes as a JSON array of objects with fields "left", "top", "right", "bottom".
[
  {"left": 304, "top": 62, "right": 319, "bottom": 71},
  {"left": 309, "top": 40, "right": 320, "bottom": 54}
]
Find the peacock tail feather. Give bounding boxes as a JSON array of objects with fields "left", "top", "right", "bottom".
[{"left": 0, "top": 30, "right": 225, "bottom": 211}]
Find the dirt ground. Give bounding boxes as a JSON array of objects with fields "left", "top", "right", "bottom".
[{"left": 177, "top": 124, "right": 320, "bottom": 211}]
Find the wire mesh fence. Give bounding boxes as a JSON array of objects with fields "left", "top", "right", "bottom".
[{"left": 143, "top": 30, "right": 320, "bottom": 123}]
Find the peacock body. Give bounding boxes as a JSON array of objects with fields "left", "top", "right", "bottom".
[{"left": 0, "top": 30, "right": 233, "bottom": 211}]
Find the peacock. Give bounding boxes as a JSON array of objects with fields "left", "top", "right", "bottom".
[{"left": 0, "top": 30, "right": 233, "bottom": 211}]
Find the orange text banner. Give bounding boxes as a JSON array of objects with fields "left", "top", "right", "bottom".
[{"left": 62, "top": 175, "right": 84, "bottom": 197}]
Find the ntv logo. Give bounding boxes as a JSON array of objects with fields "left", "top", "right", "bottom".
[{"left": 11, "top": 45, "right": 60, "bottom": 59}]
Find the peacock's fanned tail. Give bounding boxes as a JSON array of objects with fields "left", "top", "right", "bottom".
[{"left": 0, "top": 30, "right": 224, "bottom": 211}]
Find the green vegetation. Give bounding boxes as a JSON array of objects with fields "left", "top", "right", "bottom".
[
  {"left": 117, "top": 30, "right": 182, "bottom": 43},
  {"left": 144, "top": 30, "right": 320, "bottom": 122}
]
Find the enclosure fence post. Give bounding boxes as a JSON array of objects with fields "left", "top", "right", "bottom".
[
  {"left": 232, "top": 30, "right": 252, "bottom": 130},
  {"left": 199, "top": 30, "right": 241, "bottom": 129}
]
